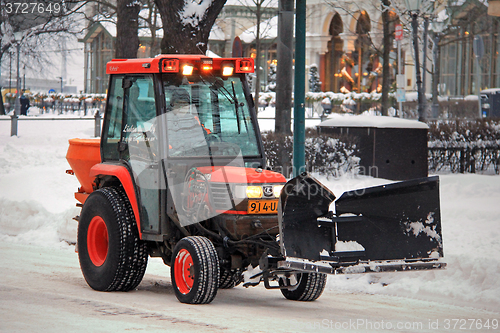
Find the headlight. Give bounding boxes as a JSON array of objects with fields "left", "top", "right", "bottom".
[
  {"left": 273, "top": 185, "right": 284, "bottom": 198},
  {"left": 246, "top": 186, "right": 263, "bottom": 198},
  {"left": 234, "top": 184, "right": 283, "bottom": 198}
]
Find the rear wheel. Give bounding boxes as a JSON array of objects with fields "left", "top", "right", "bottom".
[
  {"left": 171, "top": 236, "right": 219, "bottom": 304},
  {"left": 78, "top": 187, "right": 148, "bottom": 291},
  {"left": 280, "top": 272, "right": 327, "bottom": 301}
]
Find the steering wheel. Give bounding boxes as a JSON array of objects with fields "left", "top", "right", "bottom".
[{"left": 206, "top": 133, "right": 221, "bottom": 144}]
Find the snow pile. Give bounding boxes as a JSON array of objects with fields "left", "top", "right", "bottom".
[
  {"left": 318, "top": 113, "right": 429, "bottom": 129},
  {"left": 0, "top": 119, "right": 94, "bottom": 248},
  {"left": 1, "top": 118, "right": 499, "bottom": 311},
  {"left": 335, "top": 240, "right": 365, "bottom": 252}
]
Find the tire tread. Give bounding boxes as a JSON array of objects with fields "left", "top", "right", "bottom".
[
  {"left": 280, "top": 272, "right": 326, "bottom": 302},
  {"left": 78, "top": 186, "right": 148, "bottom": 292},
  {"left": 172, "top": 236, "right": 219, "bottom": 304}
]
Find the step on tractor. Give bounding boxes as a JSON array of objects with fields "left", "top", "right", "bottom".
[{"left": 66, "top": 54, "right": 445, "bottom": 304}]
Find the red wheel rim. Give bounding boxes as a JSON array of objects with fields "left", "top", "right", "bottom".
[
  {"left": 174, "top": 249, "right": 194, "bottom": 295},
  {"left": 87, "top": 216, "right": 108, "bottom": 266}
]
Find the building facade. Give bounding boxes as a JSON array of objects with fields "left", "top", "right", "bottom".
[
  {"left": 440, "top": 0, "right": 500, "bottom": 96},
  {"left": 79, "top": 0, "right": 500, "bottom": 99}
]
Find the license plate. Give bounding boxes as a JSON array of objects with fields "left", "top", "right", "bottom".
[{"left": 248, "top": 199, "right": 279, "bottom": 214}]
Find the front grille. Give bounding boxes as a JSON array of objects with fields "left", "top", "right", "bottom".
[{"left": 210, "top": 182, "right": 233, "bottom": 211}]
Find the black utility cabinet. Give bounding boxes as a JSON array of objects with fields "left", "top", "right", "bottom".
[
  {"left": 318, "top": 116, "right": 429, "bottom": 181},
  {"left": 481, "top": 88, "right": 500, "bottom": 118}
]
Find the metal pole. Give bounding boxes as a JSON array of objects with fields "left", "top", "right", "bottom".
[
  {"left": 275, "top": 0, "right": 294, "bottom": 177},
  {"left": 0, "top": 50, "right": 4, "bottom": 115},
  {"left": 476, "top": 56, "right": 482, "bottom": 118},
  {"left": 472, "top": 35, "right": 484, "bottom": 118},
  {"left": 11, "top": 42, "right": 21, "bottom": 136},
  {"left": 275, "top": 0, "right": 293, "bottom": 135},
  {"left": 293, "top": 0, "right": 306, "bottom": 177},
  {"left": 398, "top": 40, "right": 403, "bottom": 117},
  {"left": 94, "top": 110, "right": 101, "bottom": 137},
  {"left": 58, "top": 76, "right": 63, "bottom": 114},
  {"left": 431, "top": 32, "right": 441, "bottom": 119},
  {"left": 411, "top": 12, "right": 425, "bottom": 122},
  {"left": 422, "top": 17, "right": 429, "bottom": 116}
]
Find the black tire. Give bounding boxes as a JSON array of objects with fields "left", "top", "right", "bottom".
[
  {"left": 78, "top": 187, "right": 148, "bottom": 292},
  {"left": 171, "top": 236, "right": 219, "bottom": 304},
  {"left": 280, "top": 272, "right": 327, "bottom": 301},
  {"left": 219, "top": 269, "right": 243, "bottom": 289}
]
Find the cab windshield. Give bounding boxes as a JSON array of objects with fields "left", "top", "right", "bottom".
[{"left": 162, "top": 74, "right": 260, "bottom": 158}]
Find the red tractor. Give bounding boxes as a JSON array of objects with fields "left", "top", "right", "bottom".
[{"left": 67, "top": 54, "right": 445, "bottom": 304}]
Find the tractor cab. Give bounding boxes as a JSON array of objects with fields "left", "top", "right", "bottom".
[{"left": 100, "top": 55, "right": 285, "bottom": 243}]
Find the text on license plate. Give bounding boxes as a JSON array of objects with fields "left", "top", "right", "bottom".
[{"left": 248, "top": 199, "right": 279, "bottom": 214}]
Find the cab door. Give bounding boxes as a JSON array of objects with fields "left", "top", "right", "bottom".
[{"left": 102, "top": 74, "right": 161, "bottom": 235}]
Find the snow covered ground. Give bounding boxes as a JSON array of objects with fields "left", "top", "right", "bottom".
[{"left": 0, "top": 117, "right": 499, "bottom": 330}]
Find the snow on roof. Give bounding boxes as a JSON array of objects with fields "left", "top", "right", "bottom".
[
  {"left": 481, "top": 88, "right": 500, "bottom": 94},
  {"left": 225, "top": 0, "right": 278, "bottom": 7},
  {"left": 206, "top": 49, "right": 221, "bottom": 58},
  {"left": 318, "top": 114, "right": 429, "bottom": 129},
  {"left": 100, "top": 20, "right": 116, "bottom": 37},
  {"left": 84, "top": 19, "right": 163, "bottom": 41},
  {"left": 209, "top": 24, "right": 225, "bottom": 41},
  {"left": 239, "top": 15, "right": 280, "bottom": 43},
  {"left": 464, "top": 95, "right": 478, "bottom": 101}
]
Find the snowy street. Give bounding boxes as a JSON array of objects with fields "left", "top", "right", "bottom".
[
  {"left": 1, "top": 241, "right": 498, "bottom": 333},
  {"left": 0, "top": 118, "right": 499, "bottom": 332}
]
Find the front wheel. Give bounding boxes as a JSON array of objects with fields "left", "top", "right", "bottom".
[
  {"left": 171, "top": 236, "right": 219, "bottom": 304},
  {"left": 280, "top": 272, "right": 327, "bottom": 301}
]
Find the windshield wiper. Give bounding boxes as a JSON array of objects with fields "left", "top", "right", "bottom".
[
  {"left": 231, "top": 81, "right": 241, "bottom": 134},
  {"left": 206, "top": 78, "right": 242, "bottom": 134}
]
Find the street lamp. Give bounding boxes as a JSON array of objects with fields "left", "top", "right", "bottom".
[
  {"left": 404, "top": 0, "right": 426, "bottom": 122},
  {"left": 11, "top": 31, "right": 23, "bottom": 136},
  {"left": 430, "top": 19, "right": 446, "bottom": 119}
]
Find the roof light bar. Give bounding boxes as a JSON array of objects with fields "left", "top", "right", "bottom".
[
  {"left": 201, "top": 59, "right": 213, "bottom": 72},
  {"left": 222, "top": 64, "right": 234, "bottom": 76},
  {"left": 182, "top": 64, "right": 194, "bottom": 76},
  {"left": 235, "top": 59, "right": 254, "bottom": 73},
  {"left": 201, "top": 64, "right": 213, "bottom": 71},
  {"left": 163, "top": 59, "right": 179, "bottom": 72}
]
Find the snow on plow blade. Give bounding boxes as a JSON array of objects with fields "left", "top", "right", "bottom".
[{"left": 278, "top": 173, "right": 445, "bottom": 274}]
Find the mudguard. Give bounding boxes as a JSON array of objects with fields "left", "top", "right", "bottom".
[{"left": 90, "top": 163, "right": 142, "bottom": 237}]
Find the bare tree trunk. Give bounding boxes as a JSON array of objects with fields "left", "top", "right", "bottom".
[
  {"left": 154, "top": 0, "right": 226, "bottom": 54},
  {"left": 254, "top": 3, "right": 262, "bottom": 107},
  {"left": 115, "top": 0, "right": 142, "bottom": 58},
  {"left": 0, "top": 93, "right": 5, "bottom": 115},
  {"left": 148, "top": 3, "right": 159, "bottom": 57},
  {"left": 381, "top": 0, "right": 391, "bottom": 116}
]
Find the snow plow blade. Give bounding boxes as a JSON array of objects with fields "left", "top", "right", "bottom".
[{"left": 278, "top": 173, "right": 445, "bottom": 274}]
